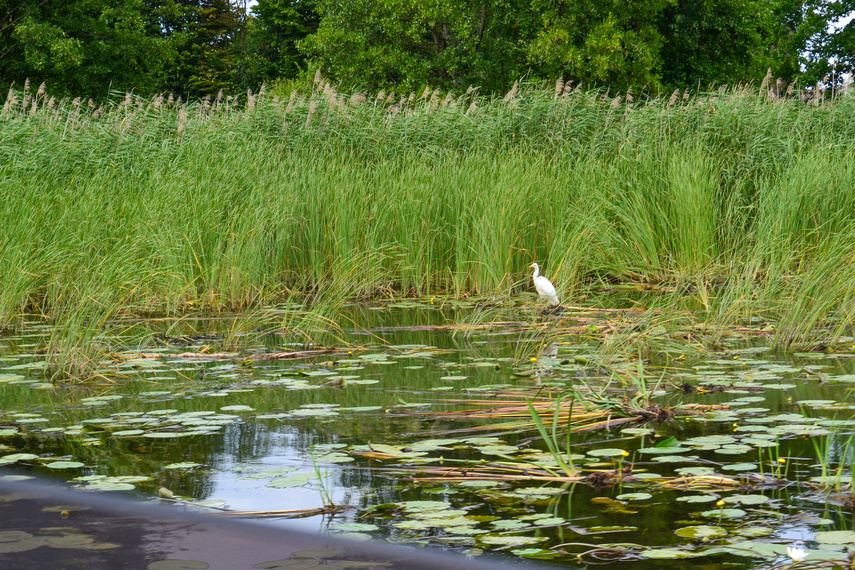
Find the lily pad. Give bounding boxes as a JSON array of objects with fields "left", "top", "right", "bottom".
[
  {"left": 674, "top": 525, "right": 727, "bottom": 540},
  {"left": 164, "top": 462, "right": 201, "bottom": 470},
  {"left": 616, "top": 492, "right": 652, "bottom": 501},
  {"left": 815, "top": 531, "right": 855, "bottom": 544},
  {"left": 332, "top": 523, "right": 379, "bottom": 532},
  {"left": 721, "top": 463, "right": 757, "bottom": 472},
  {"left": 45, "top": 461, "right": 84, "bottom": 469},
  {"left": 586, "top": 448, "right": 627, "bottom": 457},
  {"left": 478, "top": 536, "right": 547, "bottom": 546},
  {"left": 701, "top": 508, "right": 746, "bottom": 519},
  {"left": 723, "top": 494, "right": 769, "bottom": 505},
  {"left": 266, "top": 474, "right": 317, "bottom": 488}
]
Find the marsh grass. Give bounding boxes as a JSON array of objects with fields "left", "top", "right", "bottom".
[{"left": 2, "top": 80, "right": 855, "bottom": 376}]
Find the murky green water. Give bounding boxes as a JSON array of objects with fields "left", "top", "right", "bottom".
[{"left": 1, "top": 303, "right": 854, "bottom": 568}]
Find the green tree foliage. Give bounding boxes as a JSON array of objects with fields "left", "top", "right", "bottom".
[
  {"left": 299, "top": 0, "right": 540, "bottom": 92},
  {"left": 798, "top": 0, "right": 855, "bottom": 84},
  {"left": 238, "top": 0, "right": 320, "bottom": 86},
  {"left": 0, "top": 0, "right": 174, "bottom": 97},
  {"left": 145, "top": 0, "right": 244, "bottom": 96},
  {"left": 0, "top": 0, "right": 850, "bottom": 98},
  {"left": 526, "top": 0, "right": 672, "bottom": 91},
  {"left": 658, "top": 0, "right": 769, "bottom": 89}
]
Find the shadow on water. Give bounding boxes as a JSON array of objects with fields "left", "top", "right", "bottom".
[{"left": 0, "top": 475, "right": 542, "bottom": 570}]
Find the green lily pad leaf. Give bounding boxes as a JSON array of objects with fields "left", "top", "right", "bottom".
[
  {"left": 676, "top": 467, "right": 716, "bottom": 476},
  {"left": 164, "top": 462, "right": 201, "bottom": 470},
  {"left": 410, "top": 510, "right": 469, "bottom": 521},
  {"left": 83, "top": 482, "right": 136, "bottom": 491},
  {"left": 393, "top": 520, "right": 438, "bottom": 530},
  {"left": 439, "top": 376, "right": 468, "bottom": 381},
  {"left": 315, "top": 453, "right": 354, "bottom": 463},
  {"left": 112, "top": 430, "right": 145, "bottom": 437},
  {"left": 45, "top": 461, "right": 84, "bottom": 469},
  {"left": 652, "top": 455, "right": 697, "bottom": 463},
  {"left": 220, "top": 405, "right": 254, "bottom": 412},
  {"left": 408, "top": 439, "right": 460, "bottom": 451},
  {"left": 725, "top": 540, "right": 788, "bottom": 558},
  {"left": 621, "top": 428, "right": 654, "bottom": 435},
  {"left": 685, "top": 435, "right": 736, "bottom": 445},
  {"left": 534, "top": 517, "right": 567, "bottom": 526},
  {"left": 616, "top": 493, "right": 652, "bottom": 501},
  {"left": 290, "top": 409, "right": 339, "bottom": 417},
  {"left": 723, "top": 494, "right": 768, "bottom": 505},
  {"left": 0, "top": 453, "right": 39, "bottom": 465},
  {"left": 0, "top": 429, "right": 19, "bottom": 437},
  {"left": 479, "top": 536, "right": 547, "bottom": 546},
  {"left": 720, "top": 463, "right": 757, "bottom": 472},
  {"left": 810, "top": 475, "right": 852, "bottom": 485},
  {"left": 701, "top": 508, "right": 746, "bottom": 519},
  {"left": 715, "top": 445, "right": 752, "bottom": 455},
  {"left": 511, "top": 548, "right": 560, "bottom": 560},
  {"left": 266, "top": 474, "right": 316, "bottom": 488},
  {"left": 477, "top": 445, "right": 519, "bottom": 455},
  {"left": 815, "top": 531, "right": 855, "bottom": 544},
  {"left": 400, "top": 501, "right": 451, "bottom": 512},
  {"left": 143, "top": 432, "right": 193, "bottom": 439},
  {"left": 586, "top": 448, "right": 627, "bottom": 457},
  {"left": 676, "top": 495, "right": 719, "bottom": 504},
  {"left": 587, "top": 526, "right": 637, "bottom": 533},
  {"left": 736, "top": 527, "right": 774, "bottom": 537},
  {"left": 492, "top": 519, "right": 530, "bottom": 530},
  {"left": 458, "top": 480, "right": 499, "bottom": 488},
  {"left": 674, "top": 525, "right": 727, "bottom": 540},
  {"left": 368, "top": 444, "right": 426, "bottom": 458},
  {"left": 332, "top": 523, "right": 379, "bottom": 532}
]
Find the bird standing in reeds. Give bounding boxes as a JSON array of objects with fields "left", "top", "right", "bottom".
[{"left": 529, "top": 263, "right": 560, "bottom": 307}]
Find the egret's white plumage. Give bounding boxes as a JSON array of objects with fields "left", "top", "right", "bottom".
[{"left": 529, "top": 263, "right": 559, "bottom": 306}]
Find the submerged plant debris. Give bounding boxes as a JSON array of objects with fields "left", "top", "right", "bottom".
[{"left": 0, "top": 302, "right": 854, "bottom": 568}]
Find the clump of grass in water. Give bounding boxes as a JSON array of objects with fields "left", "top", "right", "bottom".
[
  {"left": 811, "top": 432, "right": 854, "bottom": 495},
  {"left": 527, "top": 394, "right": 578, "bottom": 477}
]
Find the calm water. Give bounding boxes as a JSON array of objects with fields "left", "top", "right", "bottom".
[{"left": 1, "top": 303, "right": 854, "bottom": 567}]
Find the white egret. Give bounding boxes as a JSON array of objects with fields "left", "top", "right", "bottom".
[{"left": 529, "top": 263, "right": 559, "bottom": 306}]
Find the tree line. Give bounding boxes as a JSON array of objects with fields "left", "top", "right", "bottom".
[{"left": 1, "top": 0, "right": 852, "bottom": 99}]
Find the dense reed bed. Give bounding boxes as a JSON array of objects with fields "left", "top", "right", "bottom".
[{"left": 2, "top": 81, "right": 855, "bottom": 374}]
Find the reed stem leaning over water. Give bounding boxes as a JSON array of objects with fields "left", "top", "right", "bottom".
[{"left": 2, "top": 80, "right": 855, "bottom": 376}]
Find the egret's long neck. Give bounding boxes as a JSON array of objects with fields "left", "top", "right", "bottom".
[{"left": 532, "top": 265, "right": 539, "bottom": 279}]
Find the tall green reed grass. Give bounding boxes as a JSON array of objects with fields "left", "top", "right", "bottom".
[{"left": 2, "top": 80, "right": 855, "bottom": 376}]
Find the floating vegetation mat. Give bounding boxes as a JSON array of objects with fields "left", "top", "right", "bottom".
[{"left": 0, "top": 305, "right": 854, "bottom": 568}]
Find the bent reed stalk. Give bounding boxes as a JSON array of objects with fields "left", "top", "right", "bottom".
[{"left": 1, "top": 79, "right": 855, "bottom": 377}]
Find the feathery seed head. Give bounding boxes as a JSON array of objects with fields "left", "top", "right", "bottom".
[{"left": 503, "top": 80, "right": 518, "bottom": 102}]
